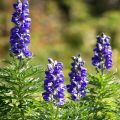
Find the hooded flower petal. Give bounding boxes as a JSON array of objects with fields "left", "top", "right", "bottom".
[
  {"left": 10, "top": 0, "right": 32, "bottom": 59},
  {"left": 92, "top": 33, "right": 112, "bottom": 71},
  {"left": 67, "top": 54, "right": 88, "bottom": 101},
  {"left": 42, "top": 58, "right": 65, "bottom": 105}
]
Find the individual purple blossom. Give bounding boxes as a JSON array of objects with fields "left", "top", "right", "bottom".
[
  {"left": 42, "top": 58, "right": 65, "bottom": 106},
  {"left": 67, "top": 55, "right": 88, "bottom": 101},
  {"left": 10, "top": 0, "right": 32, "bottom": 59},
  {"left": 92, "top": 33, "right": 112, "bottom": 72}
]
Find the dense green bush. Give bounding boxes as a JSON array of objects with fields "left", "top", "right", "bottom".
[{"left": 0, "top": 57, "right": 43, "bottom": 120}]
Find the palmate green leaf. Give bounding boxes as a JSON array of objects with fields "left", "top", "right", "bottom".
[
  {"left": 19, "top": 65, "right": 44, "bottom": 79},
  {"left": 55, "top": 100, "right": 89, "bottom": 120},
  {"left": 0, "top": 56, "right": 44, "bottom": 120},
  {"left": 87, "top": 71, "right": 120, "bottom": 120}
]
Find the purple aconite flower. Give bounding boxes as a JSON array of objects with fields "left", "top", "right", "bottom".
[
  {"left": 92, "top": 33, "right": 112, "bottom": 71},
  {"left": 67, "top": 55, "right": 88, "bottom": 101},
  {"left": 42, "top": 58, "right": 65, "bottom": 106},
  {"left": 10, "top": 0, "right": 32, "bottom": 58}
]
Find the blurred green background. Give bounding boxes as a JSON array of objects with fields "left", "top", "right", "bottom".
[{"left": 0, "top": 0, "right": 120, "bottom": 78}]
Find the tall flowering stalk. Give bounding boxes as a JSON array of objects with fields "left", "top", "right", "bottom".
[
  {"left": 0, "top": 1, "right": 44, "bottom": 119},
  {"left": 42, "top": 58, "right": 65, "bottom": 106},
  {"left": 88, "top": 34, "right": 120, "bottom": 119},
  {"left": 67, "top": 55, "right": 88, "bottom": 101},
  {"left": 10, "top": 0, "right": 32, "bottom": 59},
  {"left": 92, "top": 33, "right": 112, "bottom": 73}
]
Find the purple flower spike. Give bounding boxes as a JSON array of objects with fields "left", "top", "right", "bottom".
[
  {"left": 10, "top": 0, "right": 32, "bottom": 59},
  {"left": 92, "top": 33, "right": 112, "bottom": 71},
  {"left": 42, "top": 58, "right": 65, "bottom": 106},
  {"left": 67, "top": 55, "right": 88, "bottom": 101}
]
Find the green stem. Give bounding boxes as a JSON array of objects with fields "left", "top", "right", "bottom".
[
  {"left": 18, "top": 80, "right": 25, "bottom": 120},
  {"left": 101, "top": 62, "right": 104, "bottom": 76},
  {"left": 54, "top": 106, "right": 59, "bottom": 120},
  {"left": 18, "top": 60, "right": 25, "bottom": 120},
  {"left": 19, "top": 99, "right": 25, "bottom": 120}
]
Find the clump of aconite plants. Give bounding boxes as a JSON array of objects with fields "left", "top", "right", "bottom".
[
  {"left": 0, "top": 0, "right": 43, "bottom": 119},
  {"left": 0, "top": 0, "right": 120, "bottom": 120}
]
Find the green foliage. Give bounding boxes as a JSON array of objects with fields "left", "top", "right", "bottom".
[
  {"left": 37, "top": 100, "right": 88, "bottom": 120},
  {"left": 39, "top": 71, "right": 120, "bottom": 120},
  {"left": 37, "top": 101, "right": 61, "bottom": 120},
  {"left": 0, "top": 57, "right": 43, "bottom": 120},
  {"left": 60, "top": 100, "right": 88, "bottom": 120},
  {"left": 0, "top": 57, "right": 119, "bottom": 120},
  {"left": 86, "top": 71, "right": 120, "bottom": 120}
]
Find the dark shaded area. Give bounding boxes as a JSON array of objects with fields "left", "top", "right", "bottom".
[
  {"left": 54, "top": 0, "right": 71, "bottom": 22},
  {"left": 63, "top": 32, "right": 83, "bottom": 49},
  {"left": 86, "top": 0, "right": 120, "bottom": 16},
  {"left": 0, "top": 0, "right": 9, "bottom": 37},
  {"left": 0, "top": 0, "right": 6, "bottom": 10}
]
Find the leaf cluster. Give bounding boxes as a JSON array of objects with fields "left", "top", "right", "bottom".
[
  {"left": 0, "top": 57, "right": 43, "bottom": 120},
  {"left": 86, "top": 72, "right": 120, "bottom": 120}
]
